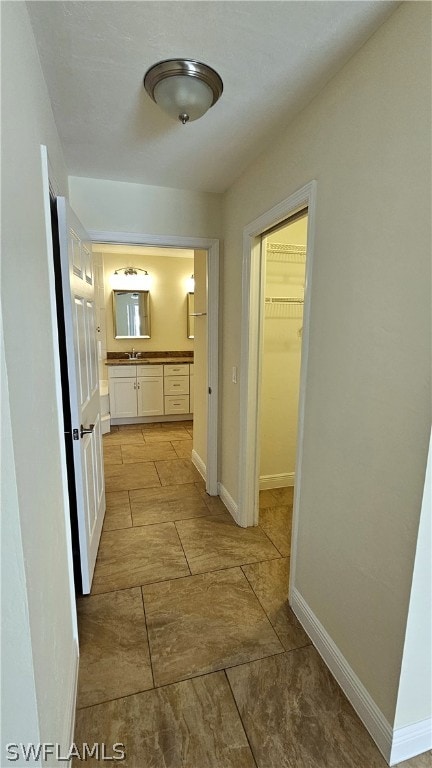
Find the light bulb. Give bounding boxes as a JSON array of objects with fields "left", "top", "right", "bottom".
[{"left": 186, "top": 275, "right": 195, "bottom": 293}]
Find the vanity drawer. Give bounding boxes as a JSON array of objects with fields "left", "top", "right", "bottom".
[
  {"left": 164, "top": 395, "right": 190, "bottom": 414},
  {"left": 164, "top": 363, "right": 189, "bottom": 376},
  {"left": 108, "top": 365, "right": 137, "bottom": 378},
  {"left": 164, "top": 375, "right": 189, "bottom": 395},
  {"left": 137, "top": 364, "right": 163, "bottom": 377}
]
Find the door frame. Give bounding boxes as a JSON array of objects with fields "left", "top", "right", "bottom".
[
  {"left": 238, "top": 181, "right": 317, "bottom": 593},
  {"left": 87, "top": 229, "right": 219, "bottom": 496}
]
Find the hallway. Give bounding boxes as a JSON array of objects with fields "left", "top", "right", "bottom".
[{"left": 73, "top": 423, "right": 429, "bottom": 768}]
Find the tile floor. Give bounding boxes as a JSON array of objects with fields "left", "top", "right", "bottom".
[{"left": 74, "top": 423, "right": 431, "bottom": 768}]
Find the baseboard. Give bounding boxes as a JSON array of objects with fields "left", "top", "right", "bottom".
[
  {"left": 191, "top": 449, "right": 206, "bottom": 481},
  {"left": 63, "top": 643, "right": 79, "bottom": 764},
  {"left": 290, "top": 588, "right": 393, "bottom": 763},
  {"left": 111, "top": 414, "right": 191, "bottom": 425},
  {"left": 218, "top": 483, "right": 242, "bottom": 526},
  {"left": 259, "top": 472, "right": 295, "bottom": 490},
  {"left": 390, "top": 719, "right": 432, "bottom": 765}
]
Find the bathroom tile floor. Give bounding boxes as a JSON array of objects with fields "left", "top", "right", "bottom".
[{"left": 73, "top": 423, "right": 431, "bottom": 768}]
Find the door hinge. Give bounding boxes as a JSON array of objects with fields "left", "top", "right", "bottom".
[
  {"left": 208, "top": 387, "right": 212, "bottom": 395},
  {"left": 73, "top": 428, "right": 80, "bottom": 441}
]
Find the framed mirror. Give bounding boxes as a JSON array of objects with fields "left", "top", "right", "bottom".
[
  {"left": 113, "top": 290, "right": 150, "bottom": 338},
  {"left": 187, "top": 293, "right": 194, "bottom": 339}
]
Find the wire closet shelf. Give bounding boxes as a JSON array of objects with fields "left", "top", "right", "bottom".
[{"left": 264, "top": 296, "right": 304, "bottom": 319}]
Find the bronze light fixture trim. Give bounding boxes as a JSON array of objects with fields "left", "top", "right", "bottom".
[
  {"left": 144, "top": 59, "right": 223, "bottom": 124},
  {"left": 113, "top": 267, "right": 149, "bottom": 277}
]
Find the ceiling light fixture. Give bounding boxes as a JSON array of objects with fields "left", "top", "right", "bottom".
[{"left": 144, "top": 59, "right": 223, "bottom": 125}]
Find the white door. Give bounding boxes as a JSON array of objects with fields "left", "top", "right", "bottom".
[{"left": 57, "top": 198, "right": 105, "bottom": 594}]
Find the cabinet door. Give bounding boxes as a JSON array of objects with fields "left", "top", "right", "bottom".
[
  {"left": 109, "top": 377, "right": 137, "bottom": 418},
  {"left": 137, "top": 376, "right": 164, "bottom": 417}
]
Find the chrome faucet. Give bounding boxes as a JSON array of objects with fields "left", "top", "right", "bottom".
[{"left": 125, "top": 348, "right": 142, "bottom": 360}]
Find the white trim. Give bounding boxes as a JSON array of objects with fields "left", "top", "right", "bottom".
[
  {"left": 88, "top": 230, "right": 217, "bottom": 251},
  {"left": 238, "top": 181, "right": 317, "bottom": 536},
  {"left": 289, "top": 186, "right": 317, "bottom": 599},
  {"left": 63, "top": 643, "right": 79, "bottom": 765},
  {"left": 40, "top": 146, "right": 79, "bottom": 643},
  {"left": 206, "top": 241, "right": 219, "bottom": 495},
  {"left": 191, "top": 449, "right": 206, "bottom": 481},
  {"left": 87, "top": 230, "right": 219, "bottom": 496},
  {"left": 259, "top": 472, "right": 295, "bottom": 490},
  {"left": 390, "top": 720, "right": 432, "bottom": 765},
  {"left": 290, "top": 587, "right": 393, "bottom": 763},
  {"left": 111, "top": 414, "right": 191, "bottom": 425},
  {"left": 218, "top": 483, "right": 242, "bottom": 526},
  {"left": 238, "top": 234, "right": 263, "bottom": 526}
]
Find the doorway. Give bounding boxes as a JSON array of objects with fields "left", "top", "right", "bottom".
[
  {"left": 238, "top": 181, "right": 316, "bottom": 595},
  {"left": 87, "top": 231, "right": 219, "bottom": 495},
  {"left": 259, "top": 213, "right": 307, "bottom": 493},
  {"left": 257, "top": 213, "right": 308, "bottom": 560}
]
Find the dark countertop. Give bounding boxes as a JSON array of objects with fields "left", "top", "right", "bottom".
[{"left": 105, "top": 357, "right": 193, "bottom": 366}]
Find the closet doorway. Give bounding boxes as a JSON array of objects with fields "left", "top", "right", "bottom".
[
  {"left": 238, "top": 180, "right": 316, "bottom": 555},
  {"left": 258, "top": 212, "right": 307, "bottom": 553}
]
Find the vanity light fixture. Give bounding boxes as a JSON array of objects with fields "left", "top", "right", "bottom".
[
  {"left": 111, "top": 266, "right": 151, "bottom": 291},
  {"left": 144, "top": 59, "right": 223, "bottom": 124},
  {"left": 186, "top": 274, "right": 195, "bottom": 294}
]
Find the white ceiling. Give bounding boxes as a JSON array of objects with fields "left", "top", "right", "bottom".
[{"left": 27, "top": 1, "right": 397, "bottom": 194}]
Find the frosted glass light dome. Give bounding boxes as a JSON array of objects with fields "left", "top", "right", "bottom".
[
  {"left": 154, "top": 75, "right": 214, "bottom": 123},
  {"left": 144, "top": 59, "right": 223, "bottom": 125}
]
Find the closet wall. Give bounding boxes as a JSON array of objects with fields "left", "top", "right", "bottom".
[{"left": 260, "top": 217, "right": 307, "bottom": 487}]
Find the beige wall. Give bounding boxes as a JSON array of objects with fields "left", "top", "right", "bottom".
[
  {"left": 260, "top": 218, "right": 307, "bottom": 481},
  {"left": 1, "top": 315, "right": 40, "bottom": 756},
  {"left": 221, "top": 1, "right": 431, "bottom": 725},
  {"left": 69, "top": 176, "right": 222, "bottom": 239},
  {"left": 1, "top": 1, "right": 77, "bottom": 754},
  {"left": 98, "top": 249, "right": 194, "bottom": 355},
  {"left": 192, "top": 251, "right": 208, "bottom": 467}
]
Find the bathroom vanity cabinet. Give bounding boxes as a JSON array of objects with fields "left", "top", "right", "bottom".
[
  {"left": 108, "top": 362, "right": 193, "bottom": 421},
  {"left": 108, "top": 365, "right": 164, "bottom": 418}
]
